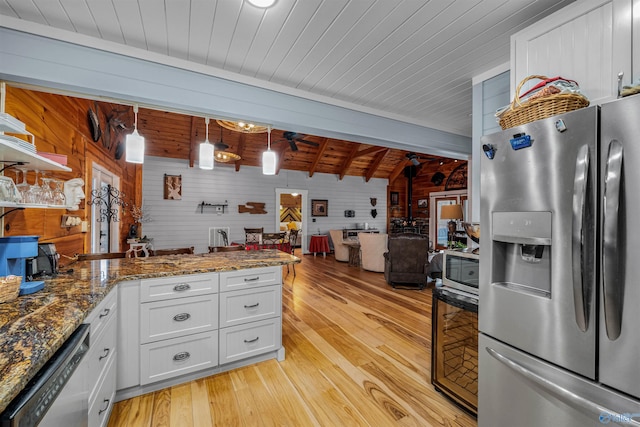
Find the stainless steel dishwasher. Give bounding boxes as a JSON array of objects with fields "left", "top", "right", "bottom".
[{"left": 1, "top": 323, "right": 90, "bottom": 427}]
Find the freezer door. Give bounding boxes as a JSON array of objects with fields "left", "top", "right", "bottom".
[
  {"left": 479, "top": 334, "right": 640, "bottom": 427},
  {"left": 480, "top": 106, "right": 598, "bottom": 379},
  {"left": 600, "top": 95, "right": 640, "bottom": 399}
]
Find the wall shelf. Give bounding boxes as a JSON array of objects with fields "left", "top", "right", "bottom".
[{"left": 198, "top": 201, "right": 228, "bottom": 214}]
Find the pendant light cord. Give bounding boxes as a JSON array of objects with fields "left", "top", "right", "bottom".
[{"left": 133, "top": 104, "right": 139, "bottom": 130}]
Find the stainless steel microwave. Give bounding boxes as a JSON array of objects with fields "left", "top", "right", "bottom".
[{"left": 443, "top": 250, "right": 479, "bottom": 295}]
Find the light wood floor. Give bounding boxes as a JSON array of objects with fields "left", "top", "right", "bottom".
[{"left": 107, "top": 255, "right": 477, "bottom": 427}]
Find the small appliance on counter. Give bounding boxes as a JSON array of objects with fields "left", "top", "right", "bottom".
[
  {"left": 0, "top": 236, "right": 45, "bottom": 295},
  {"left": 34, "top": 243, "right": 59, "bottom": 277}
]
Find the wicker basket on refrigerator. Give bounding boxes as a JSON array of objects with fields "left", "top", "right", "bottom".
[{"left": 499, "top": 75, "right": 590, "bottom": 130}]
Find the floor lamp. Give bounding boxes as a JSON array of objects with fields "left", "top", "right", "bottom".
[{"left": 440, "top": 204, "right": 463, "bottom": 249}]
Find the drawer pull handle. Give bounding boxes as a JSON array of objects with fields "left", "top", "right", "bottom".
[
  {"left": 99, "top": 348, "right": 110, "bottom": 361},
  {"left": 173, "top": 283, "right": 191, "bottom": 292},
  {"left": 99, "top": 308, "right": 110, "bottom": 318},
  {"left": 98, "top": 399, "right": 110, "bottom": 415},
  {"left": 173, "top": 312, "right": 191, "bottom": 322},
  {"left": 244, "top": 302, "right": 260, "bottom": 309},
  {"left": 244, "top": 336, "right": 260, "bottom": 344},
  {"left": 173, "top": 351, "right": 191, "bottom": 362},
  {"left": 244, "top": 277, "right": 260, "bottom": 282}
]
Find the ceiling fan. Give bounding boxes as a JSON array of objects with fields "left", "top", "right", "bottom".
[
  {"left": 273, "top": 131, "right": 319, "bottom": 151},
  {"left": 405, "top": 152, "right": 437, "bottom": 166}
]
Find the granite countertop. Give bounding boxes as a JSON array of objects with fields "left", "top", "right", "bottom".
[{"left": 0, "top": 250, "right": 299, "bottom": 413}]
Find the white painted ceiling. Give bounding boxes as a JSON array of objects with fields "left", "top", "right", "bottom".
[{"left": 0, "top": 0, "right": 574, "bottom": 137}]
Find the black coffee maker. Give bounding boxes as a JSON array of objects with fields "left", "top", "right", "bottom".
[{"left": 26, "top": 243, "right": 59, "bottom": 278}]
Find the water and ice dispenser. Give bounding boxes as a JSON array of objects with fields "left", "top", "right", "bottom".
[
  {"left": 0, "top": 236, "right": 44, "bottom": 295},
  {"left": 490, "top": 212, "right": 552, "bottom": 298}
]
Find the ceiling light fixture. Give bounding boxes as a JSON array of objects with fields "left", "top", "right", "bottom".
[
  {"left": 246, "top": 0, "right": 276, "bottom": 8},
  {"left": 262, "top": 126, "right": 277, "bottom": 175},
  {"left": 213, "top": 127, "right": 241, "bottom": 163},
  {"left": 199, "top": 117, "right": 214, "bottom": 170},
  {"left": 216, "top": 119, "right": 268, "bottom": 134},
  {"left": 126, "top": 104, "right": 145, "bottom": 164}
]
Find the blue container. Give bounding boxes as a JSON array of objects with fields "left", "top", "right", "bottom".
[{"left": 0, "top": 236, "right": 39, "bottom": 258}]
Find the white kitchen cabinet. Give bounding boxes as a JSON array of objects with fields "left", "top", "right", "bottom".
[
  {"left": 140, "top": 330, "right": 218, "bottom": 385},
  {"left": 115, "top": 267, "right": 284, "bottom": 402},
  {"left": 511, "top": 0, "right": 635, "bottom": 105},
  {"left": 84, "top": 287, "right": 118, "bottom": 427}
]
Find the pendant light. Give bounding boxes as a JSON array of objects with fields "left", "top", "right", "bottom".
[
  {"left": 126, "top": 104, "right": 145, "bottom": 163},
  {"left": 262, "top": 126, "right": 277, "bottom": 175},
  {"left": 199, "top": 117, "right": 214, "bottom": 170}
]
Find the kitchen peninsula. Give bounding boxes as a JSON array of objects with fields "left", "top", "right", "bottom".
[{"left": 0, "top": 250, "right": 298, "bottom": 417}]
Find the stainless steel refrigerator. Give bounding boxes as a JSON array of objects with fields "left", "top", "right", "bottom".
[{"left": 479, "top": 95, "right": 640, "bottom": 427}]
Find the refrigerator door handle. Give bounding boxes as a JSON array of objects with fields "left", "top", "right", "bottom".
[
  {"left": 602, "top": 139, "right": 624, "bottom": 340},
  {"left": 572, "top": 144, "right": 590, "bottom": 332},
  {"left": 486, "top": 346, "right": 640, "bottom": 426}
]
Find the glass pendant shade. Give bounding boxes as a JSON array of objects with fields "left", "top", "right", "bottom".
[
  {"left": 262, "top": 150, "right": 277, "bottom": 175},
  {"left": 199, "top": 117, "right": 214, "bottom": 170},
  {"left": 199, "top": 141, "right": 214, "bottom": 170},
  {"left": 125, "top": 129, "right": 145, "bottom": 164},
  {"left": 126, "top": 104, "right": 145, "bottom": 164}
]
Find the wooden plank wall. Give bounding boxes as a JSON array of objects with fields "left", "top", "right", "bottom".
[{"left": 3, "top": 87, "right": 141, "bottom": 260}]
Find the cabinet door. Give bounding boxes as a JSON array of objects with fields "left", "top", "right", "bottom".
[{"left": 511, "top": 0, "right": 632, "bottom": 105}]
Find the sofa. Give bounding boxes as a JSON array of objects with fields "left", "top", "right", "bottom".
[
  {"left": 329, "top": 229, "right": 349, "bottom": 262},
  {"left": 384, "top": 233, "right": 430, "bottom": 289},
  {"left": 358, "top": 232, "right": 388, "bottom": 273}
]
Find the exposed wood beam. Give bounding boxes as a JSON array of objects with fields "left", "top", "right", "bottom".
[
  {"left": 234, "top": 133, "right": 247, "bottom": 172},
  {"left": 354, "top": 146, "right": 388, "bottom": 158},
  {"left": 275, "top": 145, "right": 288, "bottom": 175},
  {"left": 308, "top": 138, "right": 329, "bottom": 178},
  {"left": 339, "top": 144, "right": 360, "bottom": 180},
  {"left": 365, "top": 148, "right": 390, "bottom": 182},
  {"left": 188, "top": 116, "right": 199, "bottom": 168},
  {"left": 389, "top": 159, "right": 410, "bottom": 183}
]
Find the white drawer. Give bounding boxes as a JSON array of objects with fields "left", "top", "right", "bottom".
[
  {"left": 140, "top": 294, "right": 219, "bottom": 344},
  {"left": 219, "top": 318, "right": 281, "bottom": 364},
  {"left": 88, "top": 353, "right": 116, "bottom": 427},
  {"left": 219, "top": 266, "right": 281, "bottom": 292},
  {"left": 140, "top": 273, "right": 219, "bottom": 302},
  {"left": 219, "top": 285, "right": 281, "bottom": 328},
  {"left": 86, "top": 288, "right": 117, "bottom": 342},
  {"left": 87, "top": 312, "right": 117, "bottom": 403},
  {"left": 140, "top": 331, "right": 218, "bottom": 385}
]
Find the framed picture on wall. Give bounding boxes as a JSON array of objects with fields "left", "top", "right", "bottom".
[
  {"left": 390, "top": 191, "right": 400, "bottom": 206},
  {"left": 164, "top": 174, "right": 182, "bottom": 200},
  {"left": 311, "top": 199, "right": 328, "bottom": 216},
  {"left": 418, "top": 199, "right": 428, "bottom": 208}
]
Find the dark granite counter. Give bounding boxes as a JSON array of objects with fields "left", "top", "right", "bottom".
[{"left": 0, "top": 250, "right": 299, "bottom": 412}]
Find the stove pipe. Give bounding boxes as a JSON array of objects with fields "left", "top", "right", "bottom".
[{"left": 404, "top": 166, "right": 418, "bottom": 221}]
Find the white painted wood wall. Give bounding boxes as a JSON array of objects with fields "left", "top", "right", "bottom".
[{"left": 141, "top": 156, "right": 388, "bottom": 254}]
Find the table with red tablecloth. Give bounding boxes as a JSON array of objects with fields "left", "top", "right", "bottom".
[
  {"left": 243, "top": 242, "right": 291, "bottom": 253},
  {"left": 309, "top": 234, "right": 330, "bottom": 258}
]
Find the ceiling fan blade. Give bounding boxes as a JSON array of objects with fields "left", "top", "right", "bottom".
[
  {"left": 288, "top": 140, "right": 299, "bottom": 151},
  {"left": 298, "top": 139, "right": 319, "bottom": 147}
]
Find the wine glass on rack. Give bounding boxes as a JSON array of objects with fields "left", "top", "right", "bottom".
[
  {"left": 41, "top": 176, "right": 55, "bottom": 205},
  {"left": 26, "top": 170, "right": 43, "bottom": 204},
  {"left": 52, "top": 179, "right": 66, "bottom": 206},
  {"left": 14, "top": 168, "right": 30, "bottom": 204}
]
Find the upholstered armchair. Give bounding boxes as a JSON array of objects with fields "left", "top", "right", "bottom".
[
  {"left": 329, "top": 229, "right": 349, "bottom": 262},
  {"left": 384, "top": 233, "right": 430, "bottom": 289},
  {"left": 358, "top": 232, "right": 388, "bottom": 273}
]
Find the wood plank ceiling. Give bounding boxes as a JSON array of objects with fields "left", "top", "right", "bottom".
[
  {"left": 138, "top": 106, "right": 443, "bottom": 182},
  {"left": 0, "top": 0, "right": 575, "bottom": 138}
]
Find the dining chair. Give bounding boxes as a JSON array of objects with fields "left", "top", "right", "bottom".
[
  {"left": 244, "top": 227, "right": 263, "bottom": 244},
  {"left": 286, "top": 229, "right": 300, "bottom": 277}
]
